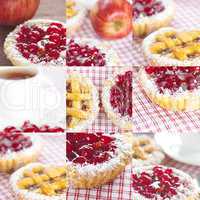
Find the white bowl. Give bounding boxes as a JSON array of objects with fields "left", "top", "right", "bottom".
[
  {"left": 0, "top": 67, "right": 64, "bottom": 129},
  {"left": 155, "top": 132, "right": 200, "bottom": 166}
]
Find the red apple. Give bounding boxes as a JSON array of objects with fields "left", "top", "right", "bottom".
[
  {"left": 90, "top": 0, "right": 133, "bottom": 40},
  {"left": 0, "top": 0, "right": 40, "bottom": 26}
]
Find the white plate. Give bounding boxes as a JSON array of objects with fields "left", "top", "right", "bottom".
[{"left": 154, "top": 132, "right": 200, "bottom": 166}]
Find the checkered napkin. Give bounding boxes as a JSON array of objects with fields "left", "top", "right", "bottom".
[{"left": 0, "top": 135, "right": 65, "bottom": 200}]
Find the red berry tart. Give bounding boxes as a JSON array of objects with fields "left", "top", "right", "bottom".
[
  {"left": 131, "top": 135, "right": 164, "bottom": 166},
  {"left": 0, "top": 132, "right": 42, "bottom": 173},
  {"left": 102, "top": 68, "right": 133, "bottom": 130},
  {"left": 0, "top": 121, "right": 64, "bottom": 133},
  {"left": 132, "top": 0, "right": 175, "bottom": 37},
  {"left": 66, "top": 38, "right": 120, "bottom": 66},
  {"left": 66, "top": 132, "right": 133, "bottom": 188},
  {"left": 142, "top": 27, "right": 200, "bottom": 66},
  {"left": 66, "top": 0, "right": 87, "bottom": 36},
  {"left": 131, "top": 165, "right": 199, "bottom": 199},
  {"left": 66, "top": 72, "right": 99, "bottom": 131},
  {"left": 4, "top": 19, "right": 66, "bottom": 66},
  {"left": 139, "top": 66, "right": 200, "bottom": 111},
  {"left": 10, "top": 163, "right": 67, "bottom": 200}
]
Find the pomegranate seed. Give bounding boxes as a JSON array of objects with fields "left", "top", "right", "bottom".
[
  {"left": 145, "top": 67, "right": 200, "bottom": 94},
  {"left": 66, "top": 39, "right": 106, "bottom": 66},
  {"left": 110, "top": 71, "right": 132, "bottom": 118},
  {"left": 16, "top": 23, "right": 66, "bottom": 64},
  {"left": 66, "top": 133, "right": 116, "bottom": 165}
]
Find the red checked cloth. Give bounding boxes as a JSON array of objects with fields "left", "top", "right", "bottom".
[{"left": 0, "top": 135, "right": 65, "bottom": 200}]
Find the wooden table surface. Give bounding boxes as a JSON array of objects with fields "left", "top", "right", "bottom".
[{"left": 0, "top": 0, "right": 65, "bottom": 66}]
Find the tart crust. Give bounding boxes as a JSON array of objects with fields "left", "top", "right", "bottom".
[
  {"left": 132, "top": 165, "right": 199, "bottom": 200},
  {"left": 131, "top": 135, "right": 165, "bottom": 166},
  {"left": 66, "top": 72, "right": 99, "bottom": 131},
  {"left": 102, "top": 67, "right": 133, "bottom": 131},
  {"left": 4, "top": 19, "right": 66, "bottom": 66},
  {"left": 0, "top": 135, "right": 42, "bottom": 173},
  {"left": 132, "top": 0, "right": 175, "bottom": 38},
  {"left": 67, "top": 133, "right": 133, "bottom": 189},
  {"left": 10, "top": 163, "right": 66, "bottom": 200},
  {"left": 142, "top": 27, "right": 200, "bottom": 66},
  {"left": 66, "top": 38, "right": 121, "bottom": 66},
  {"left": 139, "top": 68, "right": 200, "bottom": 111}
]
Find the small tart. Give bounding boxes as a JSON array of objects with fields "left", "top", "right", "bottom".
[
  {"left": 66, "top": 0, "right": 87, "bottom": 36},
  {"left": 0, "top": 132, "right": 42, "bottom": 173},
  {"left": 132, "top": 0, "right": 175, "bottom": 37},
  {"left": 131, "top": 135, "right": 164, "bottom": 166},
  {"left": 10, "top": 163, "right": 67, "bottom": 200},
  {"left": 66, "top": 38, "right": 120, "bottom": 66},
  {"left": 102, "top": 68, "right": 133, "bottom": 131},
  {"left": 142, "top": 27, "right": 200, "bottom": 66},
  {"left": 4, "top": 19, "right": 66, "bottom": 66},
  {"left": 66, "top": 72, "right": 99, "bottom": 131},
  {"left": 139, "top": 66, "right": 200, "bottom": 111},
  {"left": 66, "top": 132, "right": 133, "bottom": 188},
  {"left": 0, "top": 121, "right": 65, "bottom": 133},
  {"left": 131, "top": 165, "right": 199, "bottom": 200}
]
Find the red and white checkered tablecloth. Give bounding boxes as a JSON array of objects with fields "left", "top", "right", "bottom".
[{"left": 0, "top": 135, "right": 65, "bottom": 200}]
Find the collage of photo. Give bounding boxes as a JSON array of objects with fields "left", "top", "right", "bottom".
[{"left": 0, "top": 0, "right": 200, "bottom": 200}]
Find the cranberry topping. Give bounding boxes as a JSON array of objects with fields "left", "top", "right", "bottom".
[
  {"left": 66, "top": 39, "right": 106, "bottom": 66},
  {"left": 0, "top": 132, "right": 32, "bottom": 154},
  {"left": 132, "top": 166, "right": 181, "bottom": 199},
  {"left": 0, "top": 121, "right": 64, "bottom": 133},
  {"left": 16, "top": 23, "right": 66, "bottom": 64},
  {"left": 145, "top": 66, "right": 200, "bottom": 94},
  {"left": 110, "top": 71, "right": 132, "bottom": 118},
  {"left": 66, "top": 132, "right": 117, "bottom": 165},
  {"left": 133, "top": 0, "right": 165, "bottom": 19}
]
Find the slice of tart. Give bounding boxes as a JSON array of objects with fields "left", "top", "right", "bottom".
[
  {"left": 102, "top": 68, "right": 133, "bottom": 130},
  {"left": 131, "top": 165, "right": 199, "bottom": 199},
  {"left": 66, "top": 72, "right": 99, "bottom": 131},
  {"left": 0, "top": 132, "right": 42, "bottom": 173},
  {"left": 4, "top": 19, "right": 66, "bottom": 66},
  {"left": 66, "top": 38, "right": 120, "bottom": 66},
  {"left": 142, "top": 27, "right": 200, "bottom": 66},
  {"left": 139, "top": 66, "right": 200, "bottom": 111},
  {"left": 66, "top": 132, "right": 133, "bottom": 188},
  {"left": 132, "top": 0, "right": 175, "bottom": 37},
  {"left": 10, "top": 163, "right": 67, "bottom": 200}
]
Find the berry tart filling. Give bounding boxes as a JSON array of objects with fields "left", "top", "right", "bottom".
[
  {"left": 10, "top": 163, "right": 67, "bottom": 200},
  {"left": 0, "top": 132, "right": 42, "bottom": 172},
  {"left": 139, "top": 66, "right": 200, "bottom": 111},
  {"left": 143, "top": 27, "right": 200, "bottom": 66},
  {"left": 66, "top": 0, "right": 87, "bottom": 36},
  {"left": 66, "top": 132, "right": 133, "bottom": 188},
  {"left": 131, "top": 135, "right": 164, "bottom": 166},
  {"left": 1, "top": 120, "right": 65, "bottom": 133},
  {"left": 132, "top": 0, "right": 175, "bottom": 37},
  {"left": 102, "top": 68, "right": 133, "bottom": 130},
  {"left": 66, "top": 38, "right": 120, "bottom": 66},
  {"left": 66, "top": 72, "right": 99, "bottom": 131},
  {"left": 131, "top": 165, "right": 199, "bottom": 199},
  {"left": 4, "top": 19, "right": 66, "bottom": 66}
]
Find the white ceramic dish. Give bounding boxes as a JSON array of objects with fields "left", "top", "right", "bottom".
[
  {"left": 155, "top": 132, "right": 200, "bottom": 166},
  {"left": 0, "top": 67, "right": 65, "bottom": 129}
]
